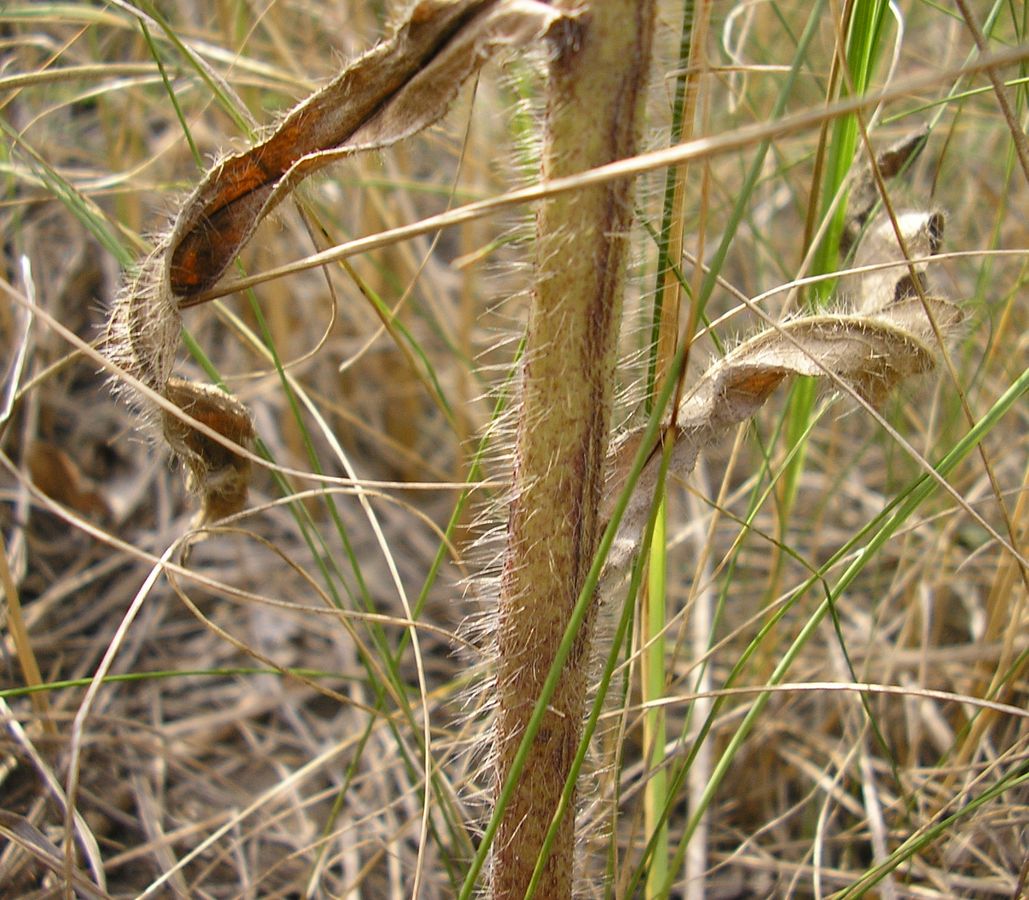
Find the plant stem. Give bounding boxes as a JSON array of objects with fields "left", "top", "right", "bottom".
[{"left": 490, "top": 3, "right": 655, "bottom": 897}]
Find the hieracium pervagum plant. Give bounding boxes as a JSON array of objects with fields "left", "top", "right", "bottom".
[{"left": 105, "top": 2, "right": 959, "bottom": 896}]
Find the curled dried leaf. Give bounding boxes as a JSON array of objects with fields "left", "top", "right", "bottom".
[
  {"left": 601, "top": 131, "right": 959, "bottom": 592},
  {"left": 105, "top": 253, "right": 179, "bottom": 403},
  {"left": 601, "top": 300, "right": 962, "bottom": 593},
  {"left": 842, "top": 126, "right": 930, "bottom": 254},
  {"left": 835, "top": 127, "right": 945, "bottom": 313},
  {"left": 163, "top": 378, "right": 255, "bottom": 527},
  {"left": 168, "top": 0, "right": 563, "bottom": 301},
  {"left": 107, "top": 0, "right": 563, "bottom": 527},
  {"left": 847, "top": 209, "right": 945, "bottom": 312}
]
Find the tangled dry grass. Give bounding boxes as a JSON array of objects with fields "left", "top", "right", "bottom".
[{"left": 0, "top": 1, "right": 1026, "bottom": 897}]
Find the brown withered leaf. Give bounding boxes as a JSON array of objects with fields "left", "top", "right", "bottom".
[
  {"left": 162, "top": 378, "right": 255, "bottom": 527},
  {"left": 599, "top": 132, "right": 961, "bottom": 593},
  {"left": 167, "top": 0, "right": 564, "bottom": 301},
  {"left": 27, "top": 442, "right": 111, "bottom": 521},
  {"left": 842, "top": 126, "right": 930, "bottom": 254},
  {"left": 846, "top": 209, "right": 944, "bottom": 312},
  {"left": 601, "top": 296, "right": 962, "bottom": 591},
  {"left": 109, "top": 0, "right": 563, "bottom": 530}
]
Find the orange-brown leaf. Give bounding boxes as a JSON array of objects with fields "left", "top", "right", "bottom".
[{"left": 166, "top": 0, "right": 562, "bottom": 300}]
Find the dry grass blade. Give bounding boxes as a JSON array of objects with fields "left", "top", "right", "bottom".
[
  {"left": 0, "top": 811, "right": 110, "bottom": 900},
  {"left": 2, "top": 1, "right": 1026, "bottom": 897}
]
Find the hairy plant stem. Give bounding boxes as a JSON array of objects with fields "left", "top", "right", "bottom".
[{"left": 491, "top": 2, "right": 655, "bottom": 897}]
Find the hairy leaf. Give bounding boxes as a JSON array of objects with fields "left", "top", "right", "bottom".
[
  {"left": 107, "top": 0, "right": 563, "bottom": 527},
  {"left": 168, "top": 0, "right": 563, "bottom": 299},
  {"left": 601, "top": 210, "right": 961, "bottom": 594}
]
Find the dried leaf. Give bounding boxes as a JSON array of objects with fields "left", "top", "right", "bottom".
[
  {"left": 847, "top": 209, "right": 944, "bottom": 312},
  {"left": 601, "top": 298, "right": 962, "bottom": 592},
  {"left": 162, "top": 378, "right": 255, "bottom": 527},
  {"left": 600, "top": 132, "right": 961, "bottom": 592},
  {"left": 168, "top": 0, "right": 563, "bottom": 300},
  {"left": 842, "top": 126, "right": 930, "bottom": 254},
  {"left": 834, "top": 127, "right": 945, "bottom": 313},
  {"left": 27, "top": 442, "right": 111, "bottom": 520},
  {"left": 107, "top": 0, "right": 563, "bottom": 527}
]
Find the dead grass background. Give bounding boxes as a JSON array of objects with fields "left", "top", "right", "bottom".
[{"left": 0, "top": 1, "right": 1026, "bottom": 897}]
